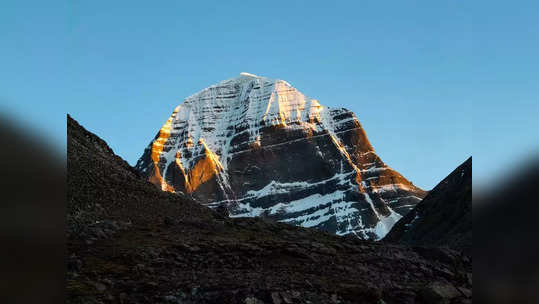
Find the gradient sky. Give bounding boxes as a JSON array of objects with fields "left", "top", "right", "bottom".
[{"left": 2, "top": 1, "right": 538, "bottom": 189}]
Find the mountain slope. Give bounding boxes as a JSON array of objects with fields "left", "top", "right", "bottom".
[
  {"left": 67, "top": 115, "right": 472, "bottom": 304},
  {"left": 67, "top": 114, "right": 217, "bottom": 239},
  {"left": 383, "top": 157, "right": 472, "bottom": 253},
  {"left": 135, "top": 73, "right": 426, "bottom": 239}
]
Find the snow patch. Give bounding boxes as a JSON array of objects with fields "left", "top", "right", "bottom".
[{"left": 239, "top": 72, "right": 259, "bottom": 77}]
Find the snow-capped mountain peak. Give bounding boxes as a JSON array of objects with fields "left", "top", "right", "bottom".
[{"left": 136, "top": 73, "right": 426, "bottom": 240}]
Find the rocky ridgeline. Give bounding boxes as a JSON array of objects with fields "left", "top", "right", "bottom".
[
  {"left": 67, "top": 115, "right": 471, "bottom": 304},
  {"left": 384, "top": 157, "right": 472, "bottom": 255},
  {"left": 136, "top": 73, "right": 426, "bottom": 239}
]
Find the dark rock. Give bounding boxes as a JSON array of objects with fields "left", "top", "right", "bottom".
[
  {"left": 94, "top": 282, "right": 107, "bottom": 293},
  {"left": 163, "top": 295, "right": 178, "bottom": 303},
  {"left": 418, "top": 282, "right": 461, "bottom": 304},
  {"left": 384, "top": 157, "right": 472, "bottom": 255},
  {"left": 457, "top": 286, "right": 472, "bottom": 298},
  {"left": 215, "top": 205, "right": 229, "bottom": 218},
  {"left": 271, "top": 292, "right": 282, "bottom": 304},
  {"left": 67, "top": 254, "right": 82, "bottom": 272},
  {"left": 244, "top": 297, "right": 264, "bottom": 304},
  {"left": 280, "top": 292, "right": 294, "bottom": 304},
  {"left": 466, "top": 273, "right": 472, "bottom": 286},
  {"left": 164, "top": 216, "right": 176, "bottom": 226}
]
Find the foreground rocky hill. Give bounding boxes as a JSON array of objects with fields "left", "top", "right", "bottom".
[
  {"left": 135, "top": 73, "right": 426, "bottom": 239},
  {"left": 383, "top": 157, "right": 472, "bottom": 255},
  {"left": 67, "top": 115, "right": 471, "bottom": 304}
]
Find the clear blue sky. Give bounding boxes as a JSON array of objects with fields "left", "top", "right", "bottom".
[{"left": 2, "top": 1, "right": 538, "bottom": 189}]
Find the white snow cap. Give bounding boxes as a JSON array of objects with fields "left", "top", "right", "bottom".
[
  {"left": 156, "top": 72, "right": 344, "bottom": 173},
  {"left": 239, "top": 72, "right": 259, "bottom": 77}
]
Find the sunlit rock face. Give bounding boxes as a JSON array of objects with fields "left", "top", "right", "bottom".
[{"left": 136, "top": 73, "right": 426, "bottom": 240}]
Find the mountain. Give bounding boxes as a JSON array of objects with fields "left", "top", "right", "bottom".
[
  {"left": 383, "top": 157, "right": 472, "bottom": 254},
  {"left": 135, "top": 73, "right": 426, "bottom": 240},
  {"left": 67, "top": 115, "right": 472, "bottom": 303},
  {"left": 67, "top": 114, "right": 217, "bottom": 239}
]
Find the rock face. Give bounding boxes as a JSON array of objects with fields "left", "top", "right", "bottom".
[
  {"left": 67, "top": 115, "right": 472, "bottom": 304},
  {"left": 384, "top": 157, "right": 472, "bottom": 254},
  {"left": 136, "top": 73, "right": 426, "bottom": 239}
]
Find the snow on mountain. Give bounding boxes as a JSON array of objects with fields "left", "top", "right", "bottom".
[{"left": 136, "top": 73, "right": 426, "bottom": 240}]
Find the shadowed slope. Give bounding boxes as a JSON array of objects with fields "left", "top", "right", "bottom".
[
  {"left": 67, "top": 114, "right": 216, "bottom": 238},
  {"left": 384, "top": 157, "right": 472, "bottom": 255}
]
